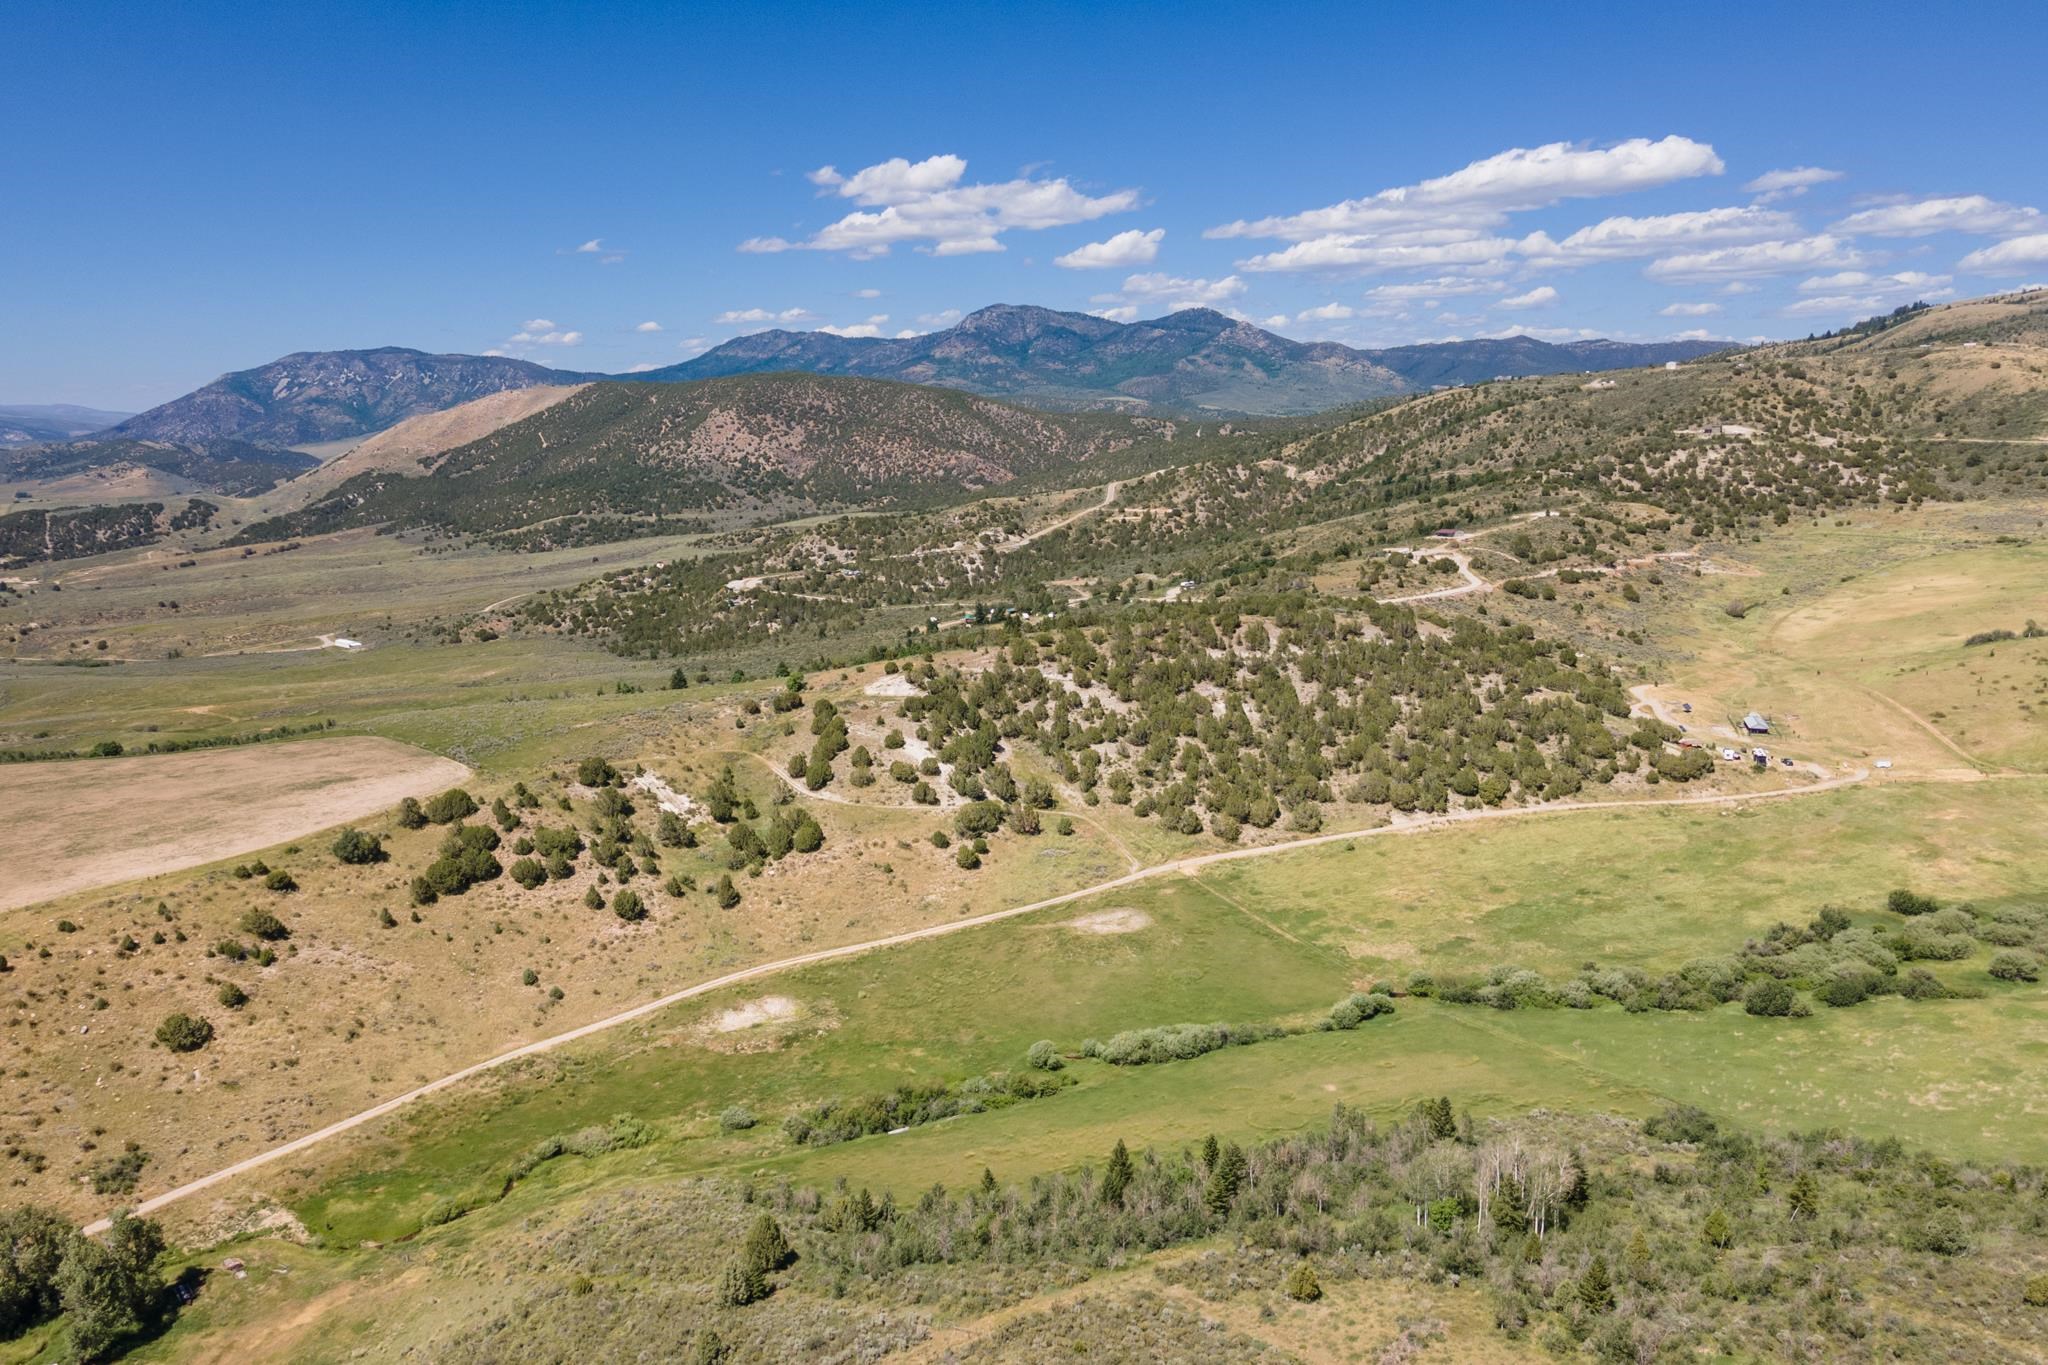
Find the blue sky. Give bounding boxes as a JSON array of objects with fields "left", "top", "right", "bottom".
[{"left": 7, "top": 0, "right": 2047, "bottom": 409}]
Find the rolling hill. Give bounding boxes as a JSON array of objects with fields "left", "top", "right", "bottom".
[{"left": 236, "top": 373, "right": 1192, "bottom": 548}]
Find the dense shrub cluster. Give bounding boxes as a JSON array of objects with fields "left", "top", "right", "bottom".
[{"left": 781, "top": 1070, "right": 1072, "bottom": 1148}]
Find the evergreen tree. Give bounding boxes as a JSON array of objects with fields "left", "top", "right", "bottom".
[
  {"left": 715, "top": 1258, "right": 766, "bottom": 1308},
  {"left": 1204, "top": 1142, "right": 1248, "bottom": 1219},
  {"left": 1702, "top": 1208, "right": 1733, "bottom": 1249},
  {"left": 979, "top": 1167, "right": 998, "bottom": 1197},
  {"left": 740, "top": 1213, "right": 795, "bottom": 1276},
  {"left": 1101, "top": 1139, "right": 1133, "bottom": 1208},
  {"left": 1575, "top": 1254, "right": 1614, "bottom": 1315},
  {"left": 1283, "top": 1260, "right": 1323, "bottom": 1302},
  {"left": 1788, "top": 1170, "right": 1820, "bottom": 1221},
  {"left": 1200, "top": 1133, "right": 1220, "bottom": 1171}
]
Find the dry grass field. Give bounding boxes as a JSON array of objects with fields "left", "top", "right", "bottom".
[{"left": 0, "top": 737, "right": 470, "bottom": 909}]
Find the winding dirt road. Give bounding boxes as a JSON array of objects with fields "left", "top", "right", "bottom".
[{"left": 85, "top": 761, "right": 1873, "bottom": 1235}]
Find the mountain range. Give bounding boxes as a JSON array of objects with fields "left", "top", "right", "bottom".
[
  {"left": 3, "top": 306, "right": 1728, "bottom": 498},
  {"left": 0, "top": 403, "right": 133, "bottom": 447}
]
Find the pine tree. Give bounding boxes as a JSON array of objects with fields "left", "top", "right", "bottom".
[
  {"left": 979, "top": 1166, "right": 998, "bottom": 1197},
  {"left": 1205, "top": 1142, "right": 1248, "bottom": 1219},
  {"left": 716, "top": 1258, "right": 766, "bottom": 1307},
  {"left": 1101, "top": 1139, "right": 1134, "bottom": 1207},
  {"left": 1201, "top": 1133, "right": 1220, "bottom": 1171},
  {"left": 1575, "top": 1254, "right": 1614, "bottom": 1315},
  {"left": 1702, "top": 1208, "right": 1733, "bottom": 1249},
  {"left": 1788, "top": 1170, "right": 1820, "bottom": 1221},
  {"left": 1625, "top": 1227, "right": 1653, "bottom": 1283},
  {"left": 741, "top": 1213, "right": 794, "bottom": 1276},
  {"left": 1283, "top": 1260, "right": 1323, "bottom": 1302}
]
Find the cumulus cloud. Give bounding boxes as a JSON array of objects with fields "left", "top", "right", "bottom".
[
  {"left": 1296, "top": 302, "right": 1355, "bottom": 321},
  {"left": 819, "top": 316, "right": 888, "bottom": 338},
  {"left": 1645, "top": 235, "right": 1863, "bottom": 282},
  {"left": 1055, "top": 227, "right": 1165, "bottom": 269},
  {"left": 1958, "top": 232, "right": 2048, "bottom": 273},
  {"left": 505, "top": 319, "right": 583, "bottom": 346},
  {"left": 740, "top": 153, "right": 1139, "bottom": 258},
  {"left": 1362, "top": 276, "right": 1507, "bottom": 302},
  {"left": 1518, "top": 206, "right": 1796, "bottom": 266},
  {"left": 1109, "top": 272, "right": 1247, "bottom": 309},
  {"left": 634, "top": 320, "right": 663, "bottom": 333},
  {"left": 715, "top": 306, "right": 814, "bottom": 326},
  {"left": 1213, "top": 136, "right": 1722, "bottom": 241},
  {"left": 1212, "top": 136, "right": 1722, "bottom": 276},
  {"left": 622, "top": 362, "right": 659, "bottom": 373},
  {"left": 1782, "top": 270, "right": 1952, "bottom": 316},
  {"left": 1744, "top": 166, "right": 1843, "bottom": 202},
  {"left": 1833, "top": 194, "right": 2043, "bottom": 238},
  {"left": 915, "top": 308, "right": 963, "bottom": 328},
  {"left": 1480, "top": 324, "right": 1602, "bottom": 341},
  {"left": 1498, "top": 285, "right": 1559, "bottom": 308},
  {"left": 854, "top": 288, "right": 883, "bottom": 299},
  {"left": 1659, "top": 301, "right": 1721, "bottom": 316},
  {"left": 1090, "top": 305, "right": 1139, "bottom": 322}
]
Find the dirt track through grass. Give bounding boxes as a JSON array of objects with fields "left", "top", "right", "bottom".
[{"left": 81, "top": 762, "right": 1874, "bottom": 1235}]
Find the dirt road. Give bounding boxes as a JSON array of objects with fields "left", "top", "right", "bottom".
[{"left": 84, "top": 761, "right": 1873, "bottom": 1235}]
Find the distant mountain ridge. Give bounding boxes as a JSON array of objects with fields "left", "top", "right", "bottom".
[
  {"left": 103, "top": 347, "right": 597, "bottom": 450},
  {"left": 0, "top": 403, "right": 132, "bottom": 447},
  {"left": 647, "top": 304, "right": 1728, "bottom": 414},
  {"left": 10, "top": 310, "right": 1727, "bottom": 497}
]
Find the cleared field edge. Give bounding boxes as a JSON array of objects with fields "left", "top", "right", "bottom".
[{"left": 0, "top": 736, "right": 473, "bottom": 912}]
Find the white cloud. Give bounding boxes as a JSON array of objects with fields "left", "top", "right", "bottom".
[
  {"left": 1645, "top": 235, "right": 1863, "bottom": 282},
  {"left": 1958, "top": 232, "right": 2048, "bottom": 273},
  {"left": 1834, "top": 194, "right": 2043, "bottom": 239},
  {"left": 1296, "top": 302, "right": 1355, "bottom": 321},
  {"left": 1498, "top": 285, "right": 1559, "bottom": 309},
  {"left": 740, "top": 153, "right": 1139, "bottom": 258},
  {"left": 622, "top": 362, "right": 659, "bottom": 373},
  {"left": 567, "top": 238, "right": 624, "bottom": 264},
  {"left": 1669, "top": 329, "right": 1729, "bottom": 342},
  {"left": 1261, "top": 314, "right": 1292, "bottom": 328},
  {"left": 1518, "top": 206, "right": 1796, "bottom": 265},
  {"left": 819, "top": 323, "right": 884, "bottom": 338},
  {"left": 675, "top": 336, "right": 712, "bottom": 357},
  {"left": 1659, "top": 301, "right": 1721, "bottom": 316},
  {"left": 1782, "top": 271, "right": 1951, "bottom": 316},
  {"left": 1111, "top": 272, "right": 1246, "bottom": 309},
  {"left": 634, "top": 320, "right": 663, "bottom": 333},
  {"left": 1212, "top": 136, "right": 1723, "bottom": 276},
  {"left": 1362, "top": 276, "right": 1507, "bottom": 302},
  {"left": 714, "top": 306, "right": 814, "bottom": 326},
  {"left": 1211, "top": 136, "right": 1722, "bottom": 242},
  {"left": 1796, "top": 269, "right": 1950, "bottom": 294},
  {"left": 915, "top": 308, "right": 963, "bottom": 328},
  {"left": 1090, "top": 305, "right": 1139, "bottom": 322},
  {"left": 1744, "top": 166, "right": 1843, "bottom": 202},
  {"left": 1481, "top": 324, "right": 1602, "bottom": 341},
  {"left": 854, "top": 288, "right": 883, "bottom": 299},
  {"left": 505, "top": 319, "right": 583, "bottom": 346},
  {"left": 1241, "top": 235, "right": 1521, "bottom": 274},
  {"left": 1055, "top": 227, "right": 1165, "bottom": 269}
]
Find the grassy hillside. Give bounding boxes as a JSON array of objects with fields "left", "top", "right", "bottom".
[{"left": 235, "top": 376, "right": 1235, "bottom": 549}]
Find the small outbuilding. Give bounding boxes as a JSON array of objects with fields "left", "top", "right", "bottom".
[{"left": 1742, "top": 711, "right": 1770, "bottom": 734}]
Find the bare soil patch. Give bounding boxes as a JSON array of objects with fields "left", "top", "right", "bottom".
[
  {"left": 1067, "top": 907, "right": 1152, "bottom": 935},
  {"left": 0, "top": 736, "right": 471, "bottom": 910},
  {"left": 710, "top": 994, "right": 801, "bottom": 1033}
]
